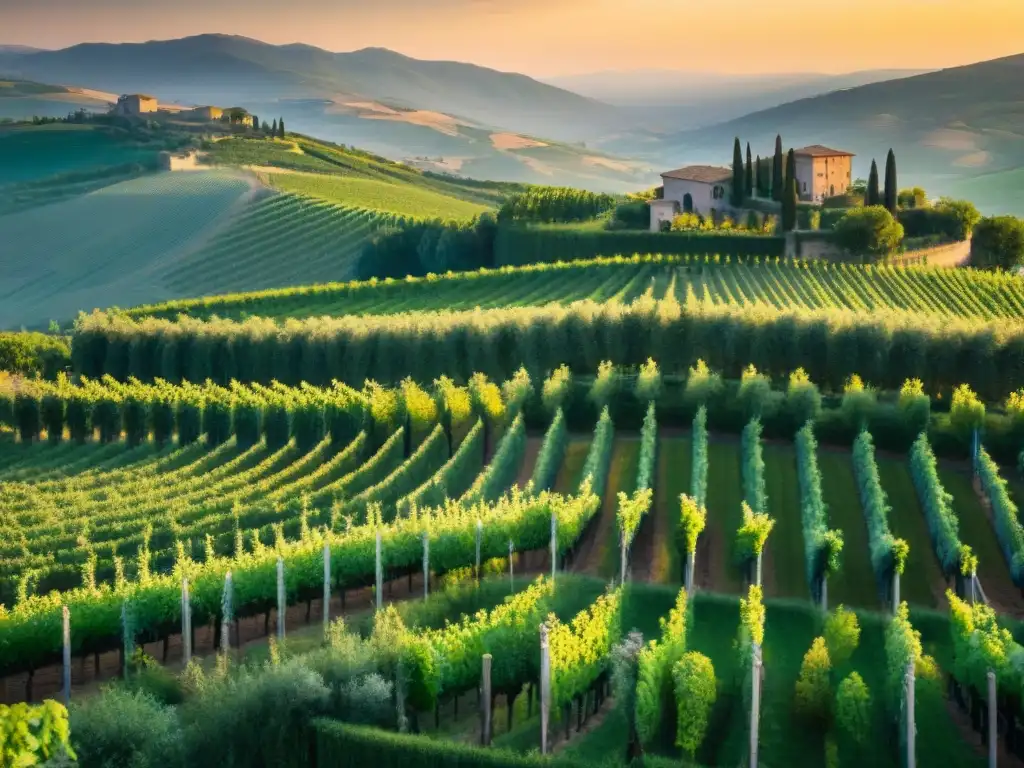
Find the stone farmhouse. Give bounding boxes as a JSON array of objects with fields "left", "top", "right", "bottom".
[
  {"left": 188, "top": 105, "right": 224, "bottom": 121},
  {"left": 649, "top": 145, "right": 854, "bottom": 231},
  {"left": 112, "top": 94, "right": 158, "bottom": 116}
]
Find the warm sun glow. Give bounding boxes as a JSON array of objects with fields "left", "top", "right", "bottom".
[{"left": 3, "top": 0, "right": 1022, "bottom": 76}]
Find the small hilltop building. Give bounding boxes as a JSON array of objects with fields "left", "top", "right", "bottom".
[{"left": 113, "top": 94, "right": 159, "bottom": 116}]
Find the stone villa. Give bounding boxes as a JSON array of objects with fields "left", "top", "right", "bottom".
[
  {"left": 112, "top": 94, "right": 159, "bottom": 116},
  {"left": 649, "top": 144, "right": 854, "bottom": 231}
]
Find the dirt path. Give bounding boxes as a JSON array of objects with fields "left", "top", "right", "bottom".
[
  {"left": 572, "top": 439, "right": 639, "bottom": 578},
  {"left": 515, "top": 436, "right": 543, "bottom": 491},
  {"left": 971, "top": 476, "right": 1024, "bottom": 617}
]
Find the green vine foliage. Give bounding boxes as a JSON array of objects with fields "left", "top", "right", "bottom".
[
  {"left": 683, "top": 360, "right": 722, "bottom": 411},
  {"left": 635, "top": 358, "right": 662, "bottom": 403},
  {"left": 0, "top": 700, "right": 75, "bottom": 765},
  {"left": 794, "top": 637, "right": 832, "bottom": 727},
  {"left": 796, "top": 423, "right": 843, "bottom": 597},
  {"left": 741, "top": 418, "right": 767, "bottom": 514},
  {"left": 673, "top": 651, "right": 717, "bottom": 758},
  {"left": 676, "top": 495, "right": 707, "bottom": 559},
  {"left": 736, "top": 502, "right": 775, "bottom": 564},
  {"left": 852, "top": 431, "right": 908, "bottom": 592},
  {"left": 909, "top": 433, "right": 964, "bottom": 577},
  {"left": 635, "top": 588, "right": 688, "bottom": 748},
  {"left": 835, "top": 672, "right": 871, "bottom": 747},
  {"left": 977, "top": 447, "right": 1024, "bottom": 586},
  {"left": 690, "top": 407, "right": 708, "bottom": 508},
  {"left": 947, "top": 589, "right": 1022, "bottom": 698}
]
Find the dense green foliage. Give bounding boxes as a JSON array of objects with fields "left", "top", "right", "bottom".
[
  {"left": 356, "top": 215, "right": 498, "bottom": 280},
  {"left": 494, "top": 226, "right": 784, "bottom": 266},
  {"left": 795, "top": 424, "right": 843, "bottom": 600},
  {"left": 897, "top": 198, "right": 980, "bottom": 242},
  {"left": 832, "top": 206, "right": 904, "bottom": 258},
  {"left": 635, "top": 588, "right": 687, "bottom": 747},
  {"left": 970, "top": 215, "right": 1024, "bottom": 270},
  {"left": 673, "top": 651, "right": 716, "bottom": 758},
  {"left": 690, "top": 407, "right": 708, "bottom": 508},
  {"left": 497, "top": 187, "right": 617, "bottom": 223},
  {"left": 0, "top": 332, "right": 70, "bottom": 378},
  {"left": 740, "top": 418, "right": 766, "bottom": 514},
  {"left": 852, "top": 432, "right": 909, "bottom": 596},
  {"left": 908, "top": 434, "right": 965, "bottom": 577},
  {"left": 976, "top": 447, "right": 1024, "bottom": 586}
]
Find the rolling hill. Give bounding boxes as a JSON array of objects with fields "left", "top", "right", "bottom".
[
  {"left": 0, "top": 130, "right": 522, "bottom": 329},
  {"left": 656, "top": 52, "right": 1024, "bottom": 214},
  {"left": 0, "top": 35, "right": 654, "bottom": 191}
]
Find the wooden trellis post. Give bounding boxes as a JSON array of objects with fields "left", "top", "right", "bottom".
[
  {"left": 481, "top": 653, "right": 493, "bottom": 747},
  {"left": 750, "top": 643, "right": 763, "bottom": 767},
  {"left": 540, "top": 623, "right": 551, "bottom": 755},
  {"left": 181, "top": 577, "right": 192, "bottom": 665},
  {"left": 62, "top": 606, "right": 71, "bottom": 705},
  {"left": 988, "top": 670, "right": 997, "bottom": 768},
  {"left": 322, "top": 543, "right": 331, "bottom": 638},
  {"left": 905, "top": 661, "right": 916, "bottom": 768},
  {"left": 276, "top": 557, "right": 286, "bottom": 641}
]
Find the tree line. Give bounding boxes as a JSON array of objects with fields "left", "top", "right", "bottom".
[{"left": 72, "top": 294, "right": 1024, "bottom": 403}]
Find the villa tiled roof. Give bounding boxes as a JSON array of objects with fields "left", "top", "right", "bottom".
[
  {"left": 660, "top": 165, "right": 732, "bottom": 184},
  {"left": 794, "top": 145, "right": 854, "bottom": 157}
]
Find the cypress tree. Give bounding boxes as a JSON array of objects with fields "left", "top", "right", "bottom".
[
  {"left": 272, "top": 118, "right": 278, "bottom": 136},
  {"left": 782, "top": 149, "right": 798, "bottom": 231},
  {"left": 772, "top": 135, "right": 784, "bottom": 201},
  {"left": 278, "top": 118, "right": 286, "bottom": 138},
  {"left": 755, "top": 154, "right": 762, "bottom": 197},
  {"left": 883, "top": 149, "right": 898, "bottom": 213},
  {"left": 867, "top": 160, "right": 880, "bottom": 206},
  {"left": 251, "top": 114, "right": 259, "bottom": 132},
  {"left": 745, "top": 143, "right": 753, "bottom": 198},
  {"left": 731, "top": 137, "right": 745, "bottom": 206}
]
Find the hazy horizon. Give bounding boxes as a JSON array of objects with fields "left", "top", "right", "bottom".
[{"left": 2, "top": 0, "right": 1022, "bottom": 78}]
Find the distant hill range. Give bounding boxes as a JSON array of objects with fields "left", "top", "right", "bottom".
[
  {"left": 543, "top": 68, "right": 929, "bottom": 130},
  {"left": 0, "top": 34, "right": 655, "bottom": 191},
  {"left": 649, "top": 52, "right": 1024, "bottom": 213}
]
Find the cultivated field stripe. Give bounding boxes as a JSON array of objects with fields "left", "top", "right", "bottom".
[
  {"left": 705, "top": 439, "right": 745, "bottom": 594},
  {"left": 645, "top": 436, "right": 691, "bottom": 584},
  {"left": 876, "top": 458, "right": 946, "bottom": 608},
  {"left": 762, "top": 443, "right": 809, "bottom": 600},
  {"left": 816, "top": 449, "right": 879, "bottom": 609}
]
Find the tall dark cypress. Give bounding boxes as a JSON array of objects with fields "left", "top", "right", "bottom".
[
  {"left": 755, "top": 155, "right": 762, "bottom": 198},
  {"left": 772, "top": 135, "right": 784, "bottom": 201},
  {"left": 867, "top": 160, "right": 880, "bottom": 206},
  {"left": 782, "top": 149, "right": 798, "bottom": 231},
  {"left": 278, "top": 118, "right": 286, "bottom": 138},
  {"left": 731, "top": 137, "right": 745, "bottom": 206},
  {"left": 883, "top": 149, "right": 898, "bottom": 213},
  {"left": 272, "top": 118, "right": 278, "bottom": 136},
  {"left": 745, "top": 143, "right": 753, "bottom": 199}
]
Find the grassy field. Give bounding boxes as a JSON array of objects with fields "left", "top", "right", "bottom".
[
  {"left": 704, "top": 439, "right": 746, "bottom": 594},
  {"left": 0, "top": 124, "right": 157, "bottom": 184},
  {"left": 126, "top": 257, "right": 1024, "bottom": 323},
  {"left": 264, "top": 170, "right": 490, "bottom": 220},
  {"left": 159, "top": 193, "right": 398, "bottom": 296},
  {"left": 0, "top": 169, "right": 255, "bottom": 329},
  {"left": 762, "top": 443, "right": 808, "bottom": 600}
]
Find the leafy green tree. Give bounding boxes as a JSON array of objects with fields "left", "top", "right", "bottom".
[
  {"left": 833, "top": 206, "right": 904, "bottom": 259},
  {"left": 824, "top": 605, "right": 861, "bottom": 667},
  {"left": 883, "top": 149, "right": 898, "bottom": 214},
  {"left": 866, "top": 160, "right": 880, "bottom": 206},
  {"left": 782, "top": 149, "right": 798, "bottom": 231},
  {"left": 673, "top": 652, "right": 717, "bottom": 759},
  {"left": 745, "top": 143, "right": 753, "bottom": 199},
  {"left": 732, "top": 137, "right": 745, "bottom": 206},
  {"left": 898, "top": 187, "right": 927, "bottom": 209},
  {"left": 835, "top": 672, "right": 871, "bottom": 747},
  {"left": 970, "top": 215, "right": 1024, "bottom": 270},
  {"left": 795, "top": 637, "right": 832, "bottom": 726},
  {"left": 772, "top": 134, "right": 784, "bottom": 201}
]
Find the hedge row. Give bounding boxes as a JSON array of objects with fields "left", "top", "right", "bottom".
[
  {"left": 0, "top": 332, "right": 70, "bottom": 379},
  {"left": 794, "top": 424, "right": 841, "bottom": 602},
  {"left": 529, "top": 407, "right": 568, "bottom": 492},
  {"left": 461, "top": 413, "right": 526, "bottom": 505},
  {"left": 396, "top": 420, "right": 484, "bottom": 516},
  {"left": 74, "top": 295, "right": 1024, "bottom": 401},
  {"left": 852, "top": 431, "right": 908, "bottom": 597},
  {"left": 976, "top": 447, "right": 1024, "bottom": 587},
  {"left": 493, "top": 225, "right": 785, "bottom": 266},
  {"left": 741, "top": 418, "right": 767, "bottom": 514},
  {"left": 908, "top": 433, "right": 964, "bottom": 577}
]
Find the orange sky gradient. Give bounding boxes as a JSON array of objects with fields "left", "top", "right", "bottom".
[{"left": 3, "top": 0, "right": 1023, "bottom": 76}]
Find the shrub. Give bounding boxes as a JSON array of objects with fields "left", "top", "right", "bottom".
[
  {"left": 786, "top": 368, "right": 821, "bottom": 430},
  {"left": 949, "top": 383, "right": 985, "bottom": 439},
  {"left": 683, "top": 359, "right": 723, "bottom": 411},
  {"left": 673, "top": 652, "right": 717, "bottom": 758},
  {"left": 898, "top": 187, "right": 928, "bottom": 209},
  {"left": 736, "top": 501, "right": 775, "bottom": 565},
  {"left": 181, "top": 659, "right": 329, "bottom": 767},
  {"left": 676, "top": 494, "right": 707, "bottom": 560},
  {"left": 898, "top": 379, "right": 930, "bottom": 436},
  {"left": 635, "top": 358, "right": 662, "bottom": 403},
  {"left": 589, "top": 360, "right": 620, "bottom": 411},
  {"left": 542, "top": 365, "right": 573, "bottom": 415},
  {"left": 14, "top": 390, "right": 41, "bottom": 442},
  {"left": 739, "top": 585, "right": 765, "bottom": 648},
  {"left": 498, "top": 187, "right": 616, "bottom": 224},
  {"left": 70, "top": 688, "right": 182, "bottom": 768},
  {"left": 794, "top": 637, "right": 832, "bottom": 726},
  {"left": 841, "top": 375, "right": 876, "bottom": 432},
  {"left": 0, "top": 332, "right": 70, "bottom": 378},
  {"left": 737, "top": 364, "right": 772, "bottom": 419},
  {"left": 970, "top": 215, "right": 1024, "bottom": 270},
  {"left": 832, "top": 206, "right": 904, "bottom": 259},
  {"left": 899, "top": 198, "right": 980, "bottom": 241},
  {"left": 609, "top": 200, "right": 650, "bottom": 230},
  {"left": 835, "top": 672, "right": 871, "bottom": 746},
  {"left": 824, "top": 606, "right": 861, "bottom": 668}
]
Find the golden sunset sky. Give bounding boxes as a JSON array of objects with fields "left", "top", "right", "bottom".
[{"left": 4, "top": 0, "right": 1023, "bottom": 76}]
